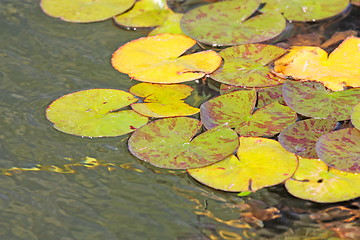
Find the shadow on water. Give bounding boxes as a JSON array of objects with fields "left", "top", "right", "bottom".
[{"left": 0, "top": 0, "right": 359, "bottom": 239}]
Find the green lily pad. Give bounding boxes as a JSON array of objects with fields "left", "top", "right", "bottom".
[
  {"left": 200, "top": 89, "right": 297, "bottom": 136},
  {"left": 261, "top": 0, "right": 350, "bottom": 22},
  {"left": 40, "top": 0, "right": 135, "bottom": 23},
  {"left": 282, "top": 81, "right": 360, "bottom": 121},
  {"left": 285, "top": 157, "right": 360, "bottom": 203},
  {"left": 128, "top": 117, "right": 239, "bottom": 169},
  {"left": 256, "top": 85, "right": 286, "bottom": 108},
  {"left": 148, "top": 13, "right": 184, "bottom": 36},
  {"left": 113, "top": 0, "right": 173, "bottom": 28},
  {"left": 46, "top": 89, "right": 148, "bottom": 137},
  {"left": 210, "top": 44, "right": 286, "bottom": 87},
  {"left": 188, "top": 137, "right": 298, "bottom": 192},
  {"left": 129, "top": 83, "right": 199, "bottom": 117},
  {"left": 316, "top": 128, "right": 360, "bottom": 173},
  {"left": 180, "top": 0, "right": 286, "bottom": 46},
  {"left": 352, "top": 102, "right": 360, "bottom": 130},
  {"left": 278, "top": 119, "right": 337, "bottom": 158},
  {"left": 219, "top": 84, "right": 285, "bottom": 108}
]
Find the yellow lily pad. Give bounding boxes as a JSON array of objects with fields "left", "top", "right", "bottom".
[
  {"left": 40, "top": 0, "right": 135, "bottom": 23},
  {"left": 113, "top": 0, "right": 173, "bottom": 28},
  {"left": 129, "top": 83, "right": 199, "bottom": 117},
  {"left": 285, "top": 157, "right": 360, "bottom": 203},
  {"left": 111, "top": 34, "right": 222, "bottom": 83},
  {"left": 274, "top": 36, "right": 360, "bottom": 91},
  {"left": 187, "top": 137, "right": 298, "bottom": 192}
]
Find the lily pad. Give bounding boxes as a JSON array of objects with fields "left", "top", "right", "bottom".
[
  {"left": 282, "top": 81, "right": 360, "bottom": 121},
  {"left": 129, "top": 83, "right": 199, "bottom": 117},
  {"left": 200, "top": 89, "right": 297, "bottom": 136},
  {"left": 111, "top": 34, "right": 222, "bottom": 83},
  {"left": 210, "top": 44, "right": 286, "bottom": 87},
  {"left": 285, "top": 157, "right": 360, "bottom": 203},
  {"left": 113, "top": 0, "right": 173, "bottom": 28},
  {"left": 278, "top": 118, "right": 337, "bottom": 158},
  {"left": 148, "top": 13, "right": 184, "bottom": 36},
  {"left": 274, "top": 36, "right": 360, "bottom": 91},
  {"left": 352, "top": 102, "right": 360, "bottom": 130},
  {"left": 316, "top": 128, "right": 360, "bottom": 173},
  {"left": 128, "top": 117, "right": 239, "bottom": 169},
  {"left": 261, "top": 0, "right": 350, "bottom": 22},
  {"left": 188, "top": 137, "right": 298, "bottom": 192},
  {"left": 40, "top": 0, "right": 135, "bottom": 23},
  {"left": 180, "top": 0, "right": 286, "bottom": 46},
  {"left": 46, "top": 89, "right": 148, "bottom": 137},
  {"left": 256, "top": 85, "right": 286, "bottom": 108},
  {"left": 219, "top": 84, "right": 285, "bottom": 108}
]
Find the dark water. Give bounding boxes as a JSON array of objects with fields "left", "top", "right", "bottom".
[{"left": 0, "top": 0, "right": 359, "bottom": 239}]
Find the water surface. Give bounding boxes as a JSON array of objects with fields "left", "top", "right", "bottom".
[{"left": 0, "top": 1, "right": 358, "bottom": 239}]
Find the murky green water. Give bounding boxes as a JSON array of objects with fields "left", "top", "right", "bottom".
[{"left": 0, "top": 1, "right": 359, "bottom": 239}]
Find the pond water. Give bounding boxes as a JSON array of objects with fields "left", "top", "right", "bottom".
[{"left": 0, "top": 0, "right": 359, "bottom": 239}]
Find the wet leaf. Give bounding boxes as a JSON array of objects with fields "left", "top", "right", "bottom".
[
  {"left": 352, "top": 102, "right": 360, "bottom": 130},
  {"left": 187, "top": 137, "right": 298, "bottom": 192},
  {"left": 148, "top": 13, "right": 184, "bottom": 36},
  {"left": 200, "top": 89, "right": 297, "bottom": 136},
  {"left": 210, "top": 44, "right": 286, "bottom": 87},
  {"left": 316, "top": 128, "right": 360, "bottom": 173},
  {"left": 285, "top": 157, "right": 360, "bottom": 203},
  {"left": 282, "top": 81, "right": 360, "bottom": 121},
  {"left": 128, "top": 117, "right": 239, "bottom": 169},
  {"left": 320, "top": 30, "right": 358, "bottom": 49},
  {"left": 113, "top": 0, "right": 173, "bottom": 28},
  {"left": 40, "top": 0, "right": 135, "bottom": 23},
  {"left": 111, "top": 34, "right": 222, "bottom": 83},
  {"left": 129, "top": 83, "right": 199, "bottom": 117},
  {"left": 219, "top": 84, "right": 285, "bottom": 108},
  {"left": 180, "top": 0, "right": 286, "bottom": 46},
  {"left": 261, "top": 0, "right": 350, "bottom": 22},
  {"left": 274, "top": 36, "right": 360, "bottom": 91},
  {"left": 46, "top": 89, "right": 148, "bottom": 137},
  {"left": 278, "top": 119, "right": 337, "bottom": 158},
  {"left": 352, "top": 0, "right": 360, "bottom": 6}
]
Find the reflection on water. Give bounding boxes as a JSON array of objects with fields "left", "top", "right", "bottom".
[{"left": 0, "top": 0, "right": 359, "bottom": 239}]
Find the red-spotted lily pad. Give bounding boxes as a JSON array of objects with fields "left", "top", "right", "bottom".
[
  {"left": 200, "top": 89, "right": 297, "bottom": 136},
  {"left": 278, "top": 119, "right": 337, "bottom": 158},
  {"left": 128, "top": 117, "right": 239, "bottom": 169},
  {"left": 316, "top": 128, "right": 360, "bottom": 173},
  {"left": 352, "top": 102, "right": 360, "bottom": 130},
  {"left": 111, "top": 34, "right": 222, "bottom": 83},
  {"left": 210, "top": 44, "right": 286, "bottom": 87},
  {"left": 40, "top": 0, "right": 135, "bottom": 23},
  {"left": 282, "top": 81, "right": 360, "bottom": 121},
  {"left": 261, "top": 0, "right": 350, "bottom": 22},
  {"left": 220, "top": 84, "right": 285, "bottom": 108},
  {"left": 148, "top": 13, "right": 184, "bottom": 36},
  {"left": 180, "top": 0, "right": 286, "bottom": 46},
  {"left": 113, "top": 0, "right": 173, "bottom": 28},
  {"left": 46, "top": 89, "right": 148, "bottom": 137},
  {"left": 129, "top": 83, "right": 199, "bottom": 117},
  {"left": 188, "top": 137, "right": 298, "bottom": 192},
  {"left": 285, "top": 157, "right": 360, "bottom": 203}
]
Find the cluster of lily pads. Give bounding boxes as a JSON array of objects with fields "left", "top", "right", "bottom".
[{"left": 42, "top": 0, "right": 360, "bottom": 203}]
